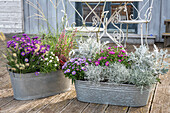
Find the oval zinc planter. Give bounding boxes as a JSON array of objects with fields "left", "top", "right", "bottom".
[
  {"left": 9, "top": 70, "right": 71, "bottom": 100},
  {"left": 75, "top": 80, "right": 153, "bottom": 107}
]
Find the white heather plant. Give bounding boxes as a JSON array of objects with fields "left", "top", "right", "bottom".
[
  {"left": 69, "top": 38, "right": 109, "bottom": 59},
  {"left": 40, "top": 52, "right": 60, "bottom": 73}
]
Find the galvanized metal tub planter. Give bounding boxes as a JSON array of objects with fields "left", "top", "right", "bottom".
[
  {"left": 75, "top": 80, "right": 153, "bottom": 107},
  {"left": 9, "top": 70, "right": 71, "bottom": 100}
]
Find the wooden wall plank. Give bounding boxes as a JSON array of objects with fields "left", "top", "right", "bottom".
[
  {"left": 29, "top": 0, "right": 39, "bottom": 34},
  {"left": 47, "top": 0, "right": 57, "bottom": 33},
  {"left": 0, "top": 0, "right": 23, "bottom": 33},
  {"left": 148, "top": 0, "right": 161, "bottom": 42},
  {"left": 159, "top": 0, "right": 170, "bottom": 42},
  {"left": 57, "top": 0, "right": 65, "bottom": 31},
  {"left": 38, "top": 0, "right": 48, "bottom": 33},
  {"left": 23, "top": 0, "right": 30, "bottom": 34}
]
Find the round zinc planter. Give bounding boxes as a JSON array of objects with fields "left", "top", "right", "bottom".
[
  {"left": 9, "top": 70, "right": 71, "bottom": 100},
  {"left": 75, "top": 80, "right": 153, "bottom": 107}
]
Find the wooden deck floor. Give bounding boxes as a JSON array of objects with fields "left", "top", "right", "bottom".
[{"left": 0, "top": 40, "right": 169, "bottom": 113}]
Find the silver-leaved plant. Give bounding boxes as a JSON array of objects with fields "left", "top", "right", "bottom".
[{"left": 69, "top": 38, "right": 109, "bottom": 59}]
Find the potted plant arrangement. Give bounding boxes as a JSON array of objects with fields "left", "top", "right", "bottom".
[
  {"left": 63, "top": 38, "right": 169, "bottom": 107},
  {"left": 0, "top": 33, "right": 72, "bottom": 100}
]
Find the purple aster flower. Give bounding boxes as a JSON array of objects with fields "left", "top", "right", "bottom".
[
  {"left": 105, "top": 61, "right": 109, "bottom": 66},
  {"left": 22, "top": 34, "right": 27, "bottom": 36},
  {"left": 76, "top": 68, "right": 79, "bottom": 71},
  {"left": 27, "top": 43, "right": 31, "bottom": 46},
  {"left": 21, "top": 37, "right": 25, "bottom": 41},
  {"left": 66, "top": 69, "right": 70, "bottom": 73},
  {"left": 15, "top": 37, "right": 20, "bottom": 41},
  {"left": 118, "top": 59, "right": 121, "bottom": 62},
  {"left": 25, "top": 58, "right": 29, "bottom": 62},
  {"left": 19, "top": 47, "right": 22, "bottom": 50},
  {"left": 72, "top": 67, "right": 75, "bottom": 69},
  {"left": 95, "top": 61, "right": 100, "bottom": 66},
  {"left": 32, "top": 36, "right": 38, "bottom": 39},
  {"left": 64, "top": 71, "right": 67, "bottom": 74},
  {"left": 81, "top": 67, "right": 86, "bottom": 71},
  {"left": 35, "top": 72, "right": 39, "bottom": 76},
  {"left": 26, "top": 36, "right": 30, "bottom": 41},
  {"left": 72, "top": 71, "right": 76, "bottom": 75},
  {"left": 7, "top": 41, "right": 12, "bottom": 48},
  {"left": 85, "top": 62, "right": 88, "bottom": 66},
  {"left": 12, "top": 35, "right": 16, "bottom": 38},
  {"left": 21, "top": 52, "right": 25, "bottom": 56},
  {"left": 88, "top": 59, "right": 92, "bottom": 62}
]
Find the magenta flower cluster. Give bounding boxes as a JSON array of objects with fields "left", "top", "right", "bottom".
[
  {"left": 62, "top": 58, "right": 91, "bottom": 82},
  {"left": 94, "top": 46, "right": 130, "bottom": 67}
]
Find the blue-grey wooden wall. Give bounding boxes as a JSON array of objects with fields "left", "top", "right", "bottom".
[{"left": 23, "top": 0, "right": 170, "bottom": 42}]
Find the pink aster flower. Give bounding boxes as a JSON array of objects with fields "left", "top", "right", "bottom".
[
  {"left": 95, "top": 61, "right": 100, "bottom": 66},
  {"left": 105, "top": 61, "right": 109, "bottom": 66},
  {"left": 108, "top": 47, "right": 111, "bottom": 49},
  {"left": 118, "top": 59, "right": 122, "bottom": 62},
  {"left": 109, "top": 51, "right": 115, "bottom": 55}
]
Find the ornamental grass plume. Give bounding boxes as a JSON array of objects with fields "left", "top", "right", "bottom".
[{"left": 55, "top": 30, "right": 76, "bottom": 67}]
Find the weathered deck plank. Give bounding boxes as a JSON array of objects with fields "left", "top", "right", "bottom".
[
  {"left": 39, "top": 87, "right": 76, "bottom": 113},
  {"left": 150, "top": 72, "right": 170, "bottom": 113},
  {"left": 60, "top": 98, "right": 89, "bottom": 113},
  {"left": 0, "top": 89, "right": 13, "bottom": 108},
  {"left": 82, "top": 103, "right": 108, "bottom": 113},
  {"left": 105, "top": 106, "right": 128, "bottom": 113}
]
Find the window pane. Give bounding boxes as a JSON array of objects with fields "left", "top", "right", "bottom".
[
  {"left": 111, "top": 5, "right": 133, "bottom": 20},
  {"left": 82, "top": 4, "right": 103, "bottom": 22}
]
